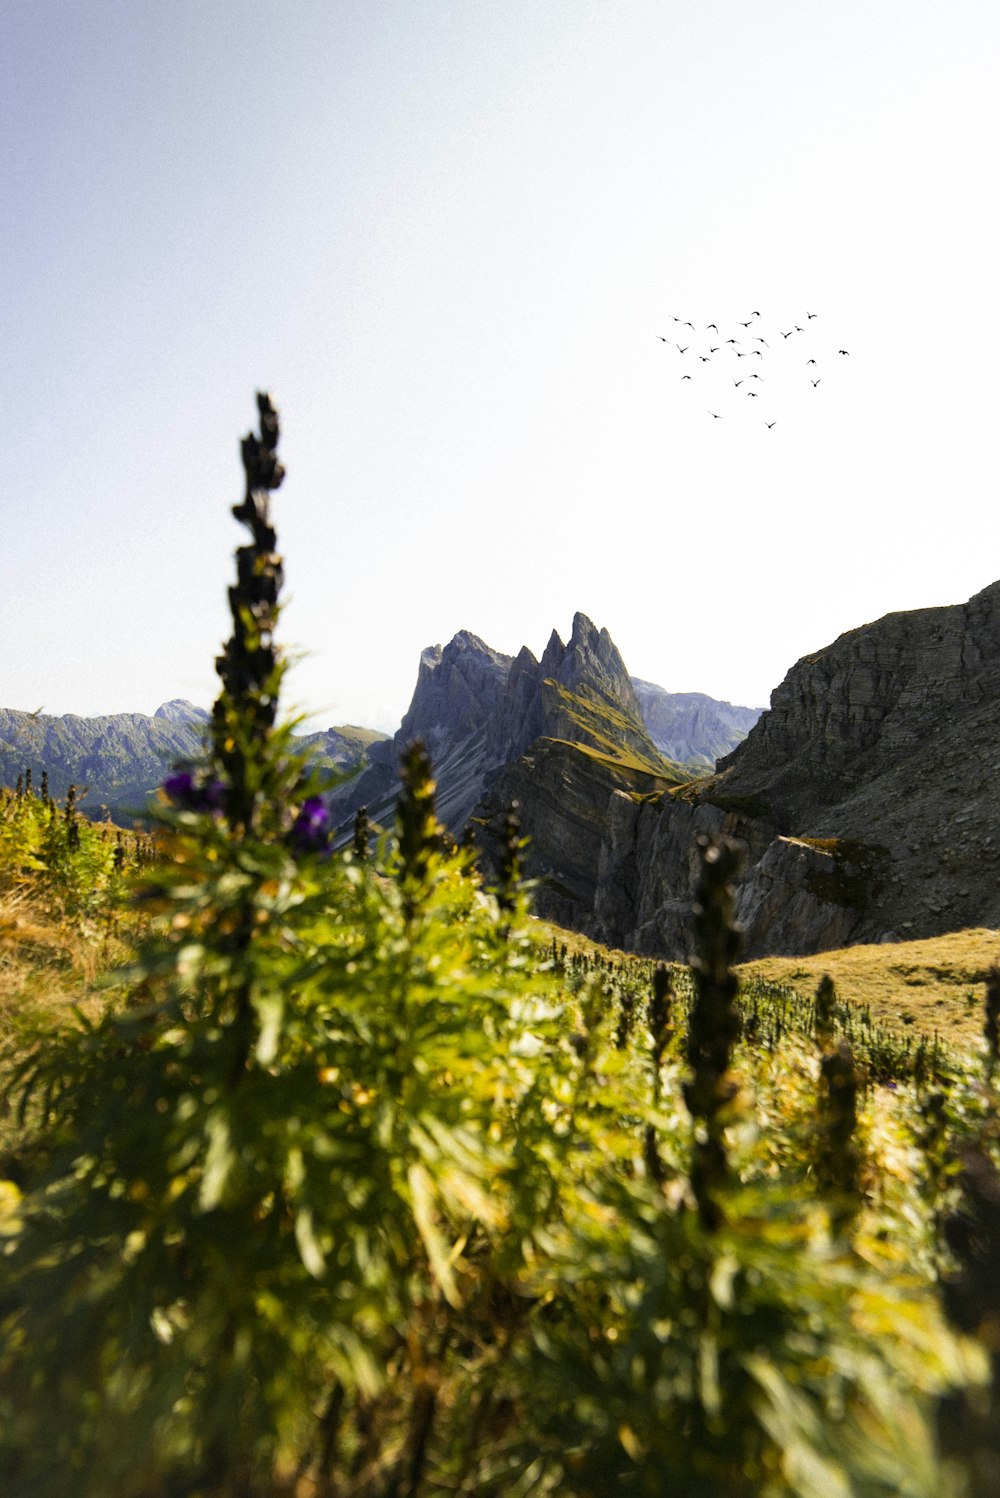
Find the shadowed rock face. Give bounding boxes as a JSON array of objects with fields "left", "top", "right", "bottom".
[
  {"left": 716, "top": 580, "right": 1000, "bottom": 827},
  {"left": 594, "top": 580, "right": 1000, "bottom": 958}
]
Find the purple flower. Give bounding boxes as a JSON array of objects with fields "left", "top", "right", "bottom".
[
  {"left": 290, "top": 796, "right": 331, "bottom": 854},
  {"left": 163, "top": 771, "right": 195, "bottom": 803},
  {"left": 163, "top": 772, "right": 226, "bottom": 813}
]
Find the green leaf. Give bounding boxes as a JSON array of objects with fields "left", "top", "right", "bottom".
[
  {"left": 294, "top": 1206, "right": 326, "bottom": 1279},
  {"left": 408, "top": 1161, "right": 460, "bottom": 1307},
  {"left": 199, "top": 1108, "right": 234, "bottom": 1210},
  {"left": 253, "top": 990, "right": 284, "bottom": 1065}
]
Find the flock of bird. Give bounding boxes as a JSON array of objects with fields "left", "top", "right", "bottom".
[{"left": 656, "top": 309, "right": 851, "bottom": 426}]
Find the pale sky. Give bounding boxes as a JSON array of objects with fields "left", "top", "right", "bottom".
[{"left": 4, "top": 1, "right": 998, "bottom": 732}]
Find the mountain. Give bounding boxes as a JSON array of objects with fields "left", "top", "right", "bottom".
[
  {"left": 153, "top": 699, "right": 211, "bottom": 726},
  {"left": 329, "top": 614, "right": 683, "bottom": 839},
  {"left": 0, "top": 704, "right": 386, "bottom": 821},
  {"left": 22, "top": 579, "right": 992, "bottom": 962},
  {"left": 351, "top": 586, "right": 1000, "bottom": 960},
  {"left": 594, "top": 580, "right": 1000, "bottom": 957},
  {"left": 630, "top": 680, "right": 761, "bottom": 769}
]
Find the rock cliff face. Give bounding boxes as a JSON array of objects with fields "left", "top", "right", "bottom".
[
  {"left": 593, "top": 580, "right": 1000, "bottom": 957},
  {"left": 715, "top": 581, "right": 1000, "bottom": 827},
  {"left": 475, "top": 740, "right": 680, "bottom": 936}
]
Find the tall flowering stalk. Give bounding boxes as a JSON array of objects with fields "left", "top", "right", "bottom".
[
  {"left": 396, "top": 740, "right": 441, "bottom": 924},
  {"left": 817, "top": 1039, "right": 862, "bottom": 1233},
  {"left": 643, "top": 963, "right": 674, "bottom": 1184},
  {"left": 684, "top": 833, "right": 743, "bottom": 1230},
  {"left": 984, "top": 964, "right": 1000, "bottom": 1081},
  {"left": 815, "top": 973, "right": 837, "bottom": 1054},
  {"left": 212, "top": 391, "right": 286, "bottom": 835}
]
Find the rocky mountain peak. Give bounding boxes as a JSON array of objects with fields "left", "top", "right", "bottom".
[
  {"left": 153, "top": 699, "right": 211, "bottom": 725},
  {"left": 393, "top": 631, "right": 512, "bottom": 756},
  {"left": 538, "top": 628, "right": 566, "bottom": 678},
  {"left": 331, "top": 613, "right": 667, "bottom": 834}
]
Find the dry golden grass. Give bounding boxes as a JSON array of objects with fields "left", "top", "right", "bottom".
[
  {"left": 538, "top": 916, "right": 999, "bottom": 1049},
  {"left": 0, "top": 890, "right": 130, "bottom": 1036},
  {"left": 740, "top": 927, "right": 1000, "bottom": 1049},
  {"left": 0, "top": 890, "right": 133, "bottom": 1158}
]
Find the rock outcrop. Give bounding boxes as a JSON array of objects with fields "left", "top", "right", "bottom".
[
  {"left": 475, "top": 739, "right": 680, "bottom": 935},
  {"left": 591, "top": 580, "right": 1000, "bottom": 957},
  {"left": 334, "top": 591, "right": 1000, "bottom": 958}
]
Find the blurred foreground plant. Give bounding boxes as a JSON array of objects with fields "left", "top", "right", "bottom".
[
  {"left": 0, "top": 400, "right": 989, "bottom": 1498},
  {"left": 0, "top": 396, "right": 580, "bottom": 1497}
]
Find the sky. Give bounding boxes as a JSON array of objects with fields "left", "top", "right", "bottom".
[{"left": 3, "top": 1, "right": 999, "bottom": 733}]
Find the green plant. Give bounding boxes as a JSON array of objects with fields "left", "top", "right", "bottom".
[{"left": 0, "top": 395, "right": 992, "bottom": 1498}]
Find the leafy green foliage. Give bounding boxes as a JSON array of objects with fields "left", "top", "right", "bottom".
[
  {"left": 0, "top": 781, "right": 145, "bottom": 921},
  {"left": 0, "top": 394, "right": 997, "bottom": 1496}
]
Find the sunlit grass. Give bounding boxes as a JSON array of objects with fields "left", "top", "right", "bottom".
[{"left": 740, "top": 927, "right": 1000, "bottom": 1049}]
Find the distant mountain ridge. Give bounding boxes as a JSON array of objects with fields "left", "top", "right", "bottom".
[
  {"left": 630, "top": 680, "right": 760, "bottom": 770},
  {"left": 0, "top": 701, "right": 386, "bottom": 821}
]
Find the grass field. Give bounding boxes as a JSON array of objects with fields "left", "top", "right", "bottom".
[
  {"left": 538, "top": 917, "right": 1000, "bottom": 1051},
  {"left": 739, "top": 927, "right": 1000, "bottom": 1050}
]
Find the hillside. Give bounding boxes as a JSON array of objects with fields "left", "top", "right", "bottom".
[{"left": 0, "top": 701, "right": 386, "bottom": 821}]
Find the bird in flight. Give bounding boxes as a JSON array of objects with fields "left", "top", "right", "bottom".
[
  {"left": 780, "top": 331, "right": 793, "bottom": 339},
  {"left": 794, "top": 325, "right": 804, "bottom": 333},
  {"left": 677, "top": 345, "right": 689, "bottom": 353},
  {"left": 657, "top": 335, "right": 670, "bottom": 342},
  {"left": 838, "top": 349, "right": 850, "bottom": 355},
  {"left": 681, "top": 374, "right": 692, "bottom": 380},
  {"left": 708, "top": 410, "right": 722, "bottom": 418},
  {"left": 806, "top": 358, "right": 816, "bottom": 365},
  {"left": 807, "top": 311, "right": 817, "bottom": 319},
  {"left": 754, "top": 336, "right": 769, "bottom": 346},
  {"left": 811, "top": 378, "right": 821, "bottom": 387},
  {"left": 733, "top": 378, "right": 744, "bottom": 387},
  {"left": 707, "top": 323, "right": 719, "bottom": 332},
  {"left": 725, "top": 338, "right": 739, "bottom": 345},
  {"left": 747, "top": 390, "right": 759, "bottom": 397},
  {"left": 709, "top": 346, "right": 720, "bottom": 353},
  {"left": 683, "top": 321, "right": 695, "bottom": 330},
  {"left": 751, "top": 350, "right": 763, "bottom": 358},
  {"left": 749, "top": 372, "right": 763, "bottom": 380},
  {"left": 740, "top": 319, "right": 754, "bottom": 328},
  {"left": 699, "top": 355, "right": 711, "bottom": 362},
  {"left": 766, "top": 420, "right": 777, "bottom": 428}
]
